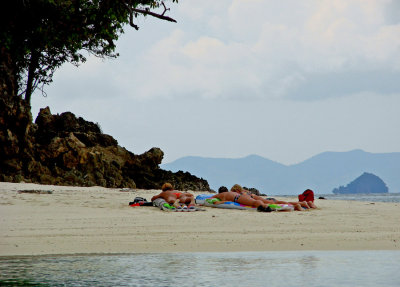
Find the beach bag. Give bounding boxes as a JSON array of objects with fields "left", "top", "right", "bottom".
[
  {"left": 129, "top": 197, "right": 152, "bottom": 206},
  {"left": 298, "top": 189, "right": 314, "bottom": 202}
]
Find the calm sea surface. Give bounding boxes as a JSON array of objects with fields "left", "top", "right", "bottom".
[
  {"left": 1, "top": 251, "right": 399, "bottom": 287},
  {"left": 281, "top": 193, "right": 400, "bottom": 203}
]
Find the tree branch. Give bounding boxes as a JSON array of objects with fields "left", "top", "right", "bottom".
[
  {"left": 161, "top": 2, "right": 170, "bottom": 16},
  {"left": 131, "top": 7, "right": 176, "bottom": 23},
  {"left": 124, "top": 1, "right": 176, "bottom": 30},
  {"left": 124, "top": 3, "right": 140, "bottom": 30}
]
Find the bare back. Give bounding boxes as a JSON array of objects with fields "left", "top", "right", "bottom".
[
  {"left": 212, "top": 191, "right": 239, "bottom": 202},
  {"left": 151, "top": 190, "right": 178, "bottom": 202}
]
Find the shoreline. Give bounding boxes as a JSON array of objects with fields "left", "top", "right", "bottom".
[
  {"left": 1, "top": 182, "right": 399, "bottom": 256},
  {"left": 2, "top": 249, "right": 400, "bottom": 260}
]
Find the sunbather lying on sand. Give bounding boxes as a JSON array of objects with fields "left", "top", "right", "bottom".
[
  {"left": 210, "top": 189, "right": 272, "bottom": 212},
  {"left": 151, "top": 182, "right": 196, "bottom": 210},
  {"left": 231, "top": 184, "right": 317, "bottom": 210}
]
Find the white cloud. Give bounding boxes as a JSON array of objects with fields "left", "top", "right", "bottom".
[
  {"left": 35, "top": 0, "right": 400, "bottom": 104},
  {"left": 114, "top": 0, "right": 398, "bottom": 102}
]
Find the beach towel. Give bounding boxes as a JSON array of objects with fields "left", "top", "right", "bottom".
[
  {"left": 196, "top": 195, "right": 294, "bottom": 211},
  {"left": 152, "top": 198, "right": 205, "bottom": 212}
]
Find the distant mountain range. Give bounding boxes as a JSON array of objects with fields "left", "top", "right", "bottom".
[{"left": 161, "top": 150, "right": 400, "bottom": 195}]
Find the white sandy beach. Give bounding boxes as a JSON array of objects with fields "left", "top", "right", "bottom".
[{"left": 0, "top": 182, "right": 399, "bottom": 256}]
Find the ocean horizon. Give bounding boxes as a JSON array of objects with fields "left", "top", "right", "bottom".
[{"left": 278, "top": 192, "right": 400, "bottom": 203}]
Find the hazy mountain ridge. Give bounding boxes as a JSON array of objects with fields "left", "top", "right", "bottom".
[{"left": 161, "top": 150, "right": 400, "bottom": 195}]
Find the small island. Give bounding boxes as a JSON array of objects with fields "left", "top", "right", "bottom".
[{"left": 332, "top": 172, "right": 389, "bottom": 194}]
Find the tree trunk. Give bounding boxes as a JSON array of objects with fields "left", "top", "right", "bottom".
[{"left": 25, "top": 50, "right": 39, "bottom": 106}]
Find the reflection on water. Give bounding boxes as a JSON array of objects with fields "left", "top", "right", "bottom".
[{"left": 1, "top": 251, "right": 400, "bottom": 287}]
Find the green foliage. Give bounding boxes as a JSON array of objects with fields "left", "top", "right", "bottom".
[{"left": 0, "top": 0, "right": 177, "bottom": 104}]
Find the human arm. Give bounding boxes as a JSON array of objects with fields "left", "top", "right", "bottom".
[{"left": 151, "top": 193, "right": 161, "bottom": 201}]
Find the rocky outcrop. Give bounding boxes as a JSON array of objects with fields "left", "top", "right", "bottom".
[
  {"left": 332, "top": 172, "right": 388, "bottom": 194},
  {"left": 0, "top": 95, "right": 210, "bottom": 191},
  {"left": 0, "top": 93, "right": 34, "bottom": 178}
]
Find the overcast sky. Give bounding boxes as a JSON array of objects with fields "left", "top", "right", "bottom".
[{"left": 31, "top": 0, "right": 400, "bottom": 165}]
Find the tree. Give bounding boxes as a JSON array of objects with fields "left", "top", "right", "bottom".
[{"left": 0, "top": 0, "right": 177, "bottom": 105}]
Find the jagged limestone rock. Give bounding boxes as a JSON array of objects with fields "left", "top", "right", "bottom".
[{"left": 0, "top": 95, "right": 210, "bottom": 191}]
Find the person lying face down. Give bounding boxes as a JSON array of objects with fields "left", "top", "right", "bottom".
[
  {"left": 232, "top": 184, "right": 317, "bottom": 211},
  {"left": 151, "top": 182, "right": 196, "bottom": 208},
  {"left": 210, "top": 186, "right": 271, "bottom": 212}
]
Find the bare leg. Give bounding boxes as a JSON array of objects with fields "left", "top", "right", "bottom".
[
  {"left": 165, "top": 195, "right": 180, "bottom": 208},
  {"left": 292, "top": 203, "right": 303, "bottom": 211},
  {"left": 238, "top": 197, "right": 266, "bottom": 208},
  {"left": 178, "top": 195, "right": 187, "bottom": 205},
  {"left": 308, "top": 201, "right": 317, "bottom": 208},
  {"left": 296, "top": 201, "right": 311, "bottom": 209},
  {"left": 268, "top": 199, "right": 301, "bottom": 211},
  {"left": 251, "top": 195, "right": 277, "bottom": 205},
  {"left": 179, "top": 195, "right": 195, "bottom": 206},
  {"left": 260, "top": 198, "right": 277, "bottom": 204},
  {"left": 188, "top": 196, "right": 196, "bottom": 206}
]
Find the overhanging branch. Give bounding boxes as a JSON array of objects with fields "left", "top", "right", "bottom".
[
  {"left": 124, "top": 3, "right": 140, "bottom": 30},
  {"left": 124, "top": 1, "right": 177, "bottom": 30},
  {"left": 132, "top": 7, "right": 177, "bottom": 23}
]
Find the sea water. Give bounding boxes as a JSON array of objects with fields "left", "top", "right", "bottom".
[
  {"left": 280, "top": 193, "right": 400, "bottom": 203},
  {"left": 1, "top": 251, "right": 400, "bottom": 286}
]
